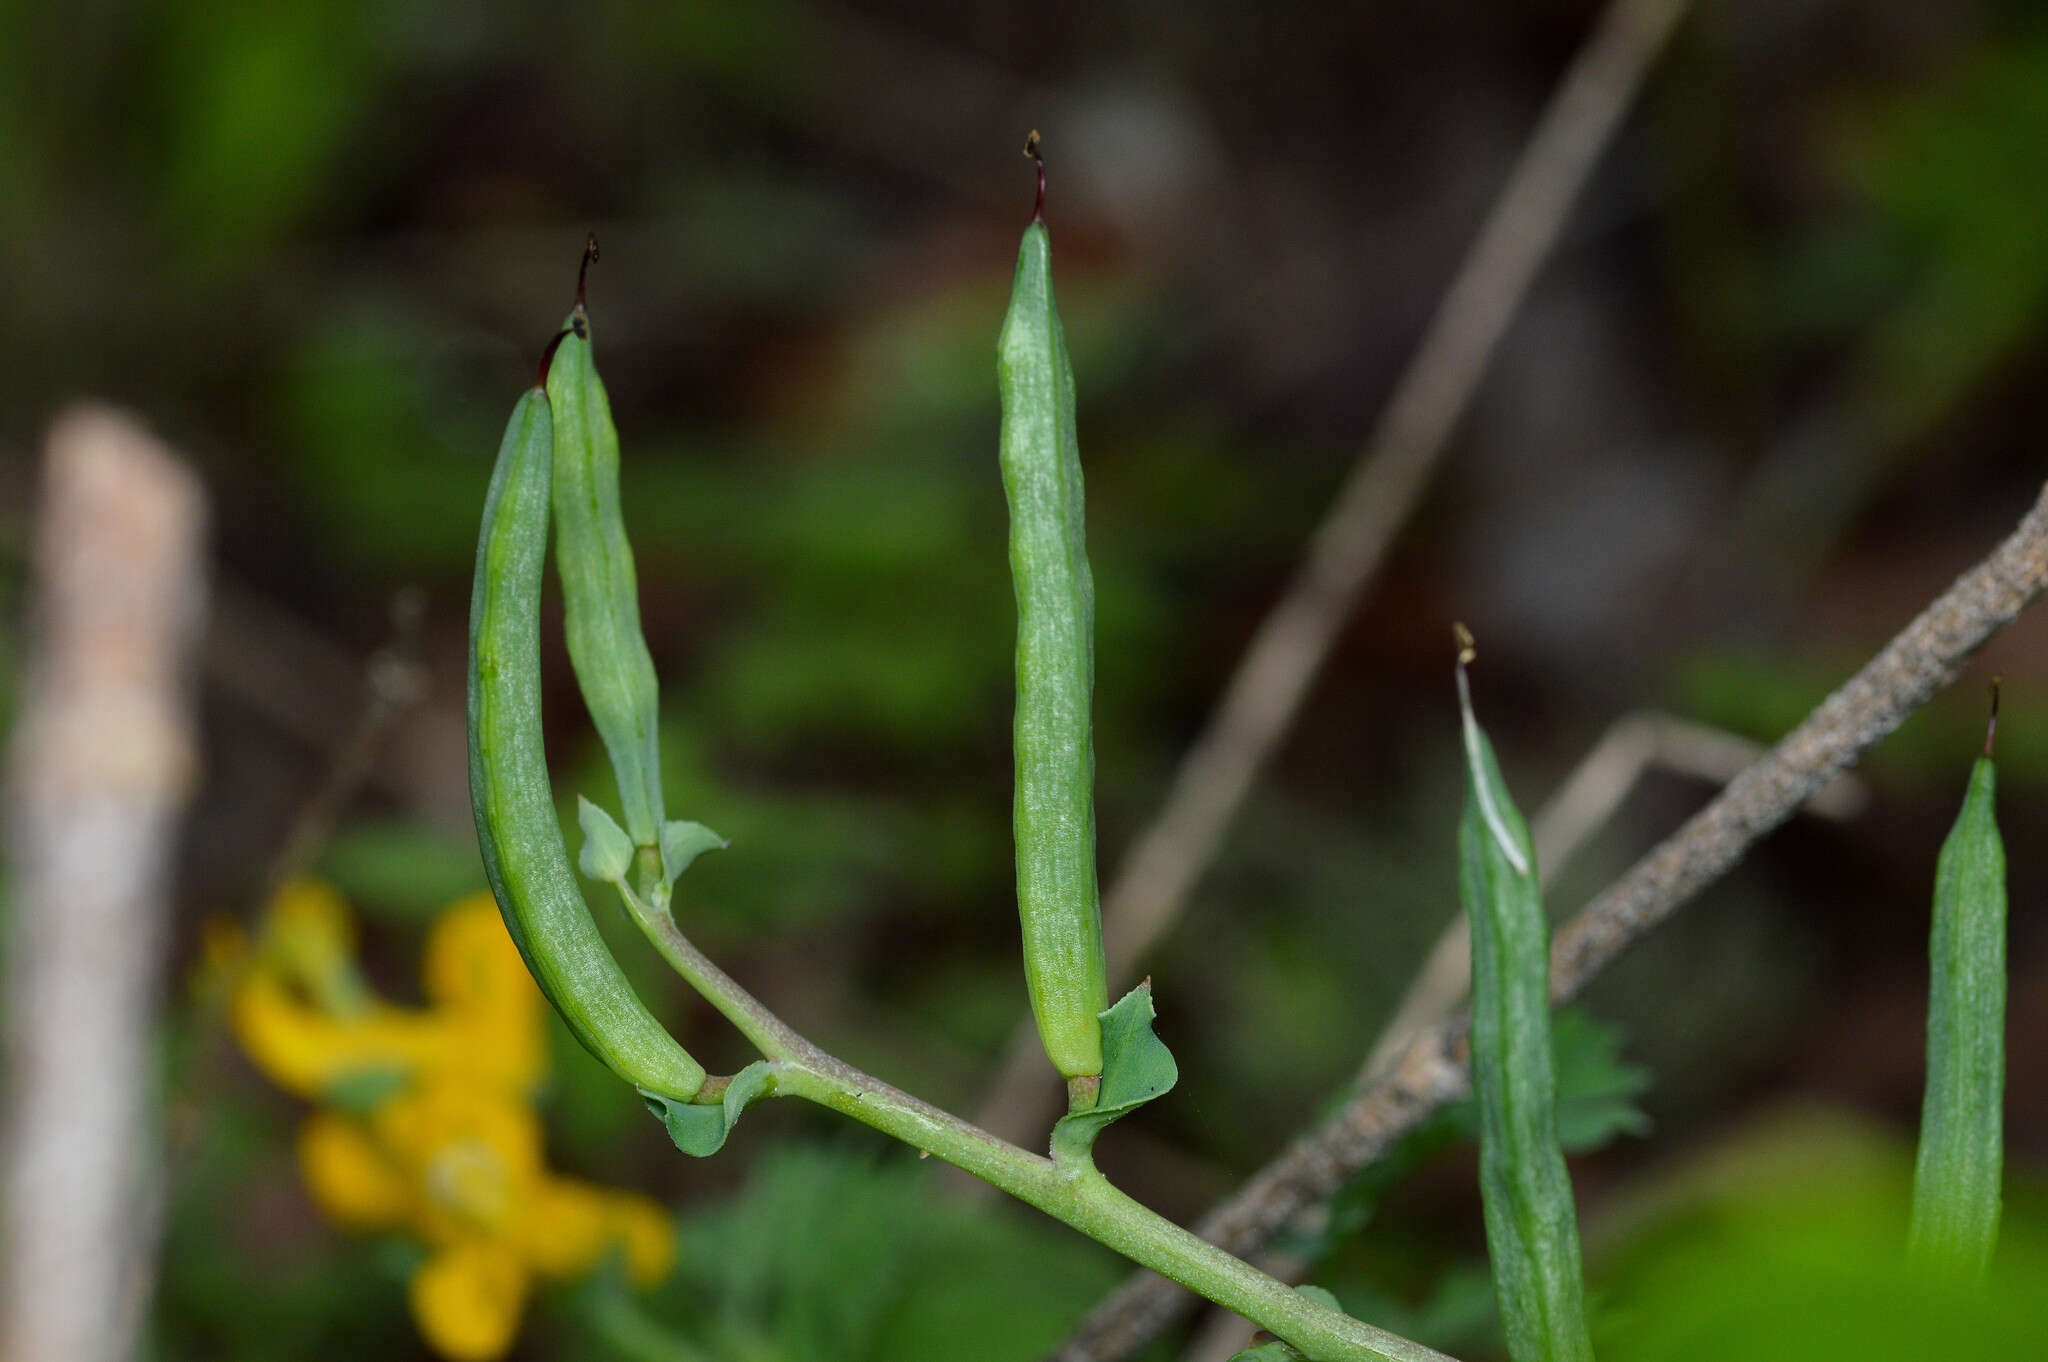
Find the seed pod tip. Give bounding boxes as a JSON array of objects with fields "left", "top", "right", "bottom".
[
  {"left": 1986, "top": 676, "right": 2002, "bottom": 757},
  {"left": 577, "top": 232, "right": 599, "bottom": 310},
  {"left": 1023, "top": 129, "right": 1045, "bottom": 219}
]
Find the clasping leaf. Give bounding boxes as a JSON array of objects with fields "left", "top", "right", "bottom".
[
  {"left": 644, "top": 1060, "right": 779, "bottom": 1157},
  {"left": 1051, "top": 982, "right": 1177, "bottom": 1164}
]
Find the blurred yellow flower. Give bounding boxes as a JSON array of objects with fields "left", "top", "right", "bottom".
[
  {"left": 226, "top": 880, "right": 674, "bottom": 1360},
  {"left": 296, "top": 1083, "right": 674, "bottom": 1359},
  {"left": 232, "top": 884, "right": 545, "bottom": 1102}
]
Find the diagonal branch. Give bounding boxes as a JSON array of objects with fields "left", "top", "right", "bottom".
[
  {"left": 1051, "top": 478, "right": 2048, "bottom": 1361},
  {"left": 973, "top": 0, "right": 1695, "bottom": 1148}
]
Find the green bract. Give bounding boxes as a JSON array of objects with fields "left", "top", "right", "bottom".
[
  {"left": 576, "top": 794, "right": 636, "bottom": 884},
  {"left": 997, "top": 192, "right": 1108, "bottom": 1083},
  {"left": 1910, "top": 747, "right": 2006, "bottom": 1277},
  {"left": 467, "top": 384, "right": 705, "bottom": 1103},
  {"left": 547, "top": 301, "right": 668, "bottom": 854},
  {"left": 1050, "top": 983, "right": 1178, "bottom": 1165},
  {"left": 1456, "top": 649, "right": 1592, "bottom": 1362},
  {"left": 645, "top": 1060, "right": 779, "bottom": 1157}
]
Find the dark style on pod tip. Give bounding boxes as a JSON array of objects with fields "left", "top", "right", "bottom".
[
  {"left": 1024, "top": 129, "right": 1045, "bottom": 220},
  {"left": 573, "top": 232, "right": 598, "bottom": 337}
]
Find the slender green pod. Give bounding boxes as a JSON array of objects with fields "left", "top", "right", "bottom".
[
  {"left": 998, "top": 134, "right": 1107, "bottom": 1084},
  {"left": 468, "top": 381, "right": 705, "bottom": 1102},
  {"left": 546, "top": 237, "right": 667, "bottom": 850},
  {"left": 1454, "top": 628, "right": 1592, "bottom": 1362},
  {"left": 1909, "top": 693, "right": 2007, "bottom": 1277}
]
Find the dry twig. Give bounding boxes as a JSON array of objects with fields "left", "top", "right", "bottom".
[
  {"left": 262, "top": 586, "right": 429, "bottom": 891},
  {"left": 1, "top": 407, "right": 208, "bottom": 1362},
  {"left": 974, "top": 0, "right": 1695, "bottom": 1147},
  {"left": 1051, "top": 478, "right": 2048, "bottom": 1361}
]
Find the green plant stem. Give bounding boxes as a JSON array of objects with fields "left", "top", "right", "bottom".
[
  {"left": 614, "top": 884, "right": 809, "bottom": 1064},
  {"left": 616, "top": 889, "right": 1447, "bottom": 1362},
  {"left": 776, "top": 1063, "right": 1446, "bottom": 1362}
]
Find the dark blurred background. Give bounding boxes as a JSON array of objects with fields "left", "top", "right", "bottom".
[{"left": 2, "top": 2, "right": 2046, "bottom": 1359}]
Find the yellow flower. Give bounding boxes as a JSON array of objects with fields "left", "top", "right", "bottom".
[
  {"left": 224, "top": 881, "right": 675, "bottom": 1360},
  {"left": 411, "top": 1241, "right": 528, "bottom": 1361},
  {"left": 231, "top": 885, "right": 545, "bottom": 1102},
  {"left": 295, "top": 1080, "right": 673, "bottom": 1357}
]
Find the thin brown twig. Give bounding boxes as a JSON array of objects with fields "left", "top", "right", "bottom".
[
  {"left": 1051, "top": 478, "right": 2048, "bottom": 1361},
  {"left": 263, "top": 587, "right": 429, "bottom": 892},
  {"left": 972, "top": 0, "right": 1695, "bottom": 1148}
]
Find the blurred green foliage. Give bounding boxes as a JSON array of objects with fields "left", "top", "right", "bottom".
[
  {"left": 650, "top": 1143, "right": 1126, "bottom": 1361},
  {"left": 1594, "top": 1110, "right": 2048, "bottom": 1361}
]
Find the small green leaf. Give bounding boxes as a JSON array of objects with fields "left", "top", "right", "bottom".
[
  {"left": 323, "top": 1066, "right": 409, "bottom": 1116},
  {"left": 660, "top": 819, "right": 728, "bottom": 892},
  {"left": 577, "top": 795, "right": 636, "bottom": 884},
  {"left": 371, "top": 1234, "right": 429, "bottom": 1282},
  {"left": 1294, "top": 1285, "right": 1342, "bottom": 1312},
  {"left": 1435, "top": 1010, "right": 1652, "bottom": 1151},
  {"left": 643, "top": 1061, "right": 777, "bottom": 1157},
  {"left": 1549, "top": 1008, "right": 1654, "bottom": 1151},
  {"left": 1051, "top": 982, "right": 1177, "bottom": 1163},
  {"left": 1301, "top": 1011, "right": 1649, "bottom": 1273},
  {"left": 1217, "top": 1290, "right": 1340, "bottom": 1362}
]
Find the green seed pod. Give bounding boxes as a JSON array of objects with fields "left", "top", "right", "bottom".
[
  {"left": 468, "top": 383, "right": 705, "bottom": 1102},
  {"left": 997, "top": 136, "right": 1107, "bottom": 1083},
  {"left": 1910, "top": 705, "right": 2006, "bottom": 1278},
  {"left": 1455, "top": 629, "right": 1592, "bottom": 1362},
  {"left": 545, "top": 238, "right": 666, "bottom": 850}
]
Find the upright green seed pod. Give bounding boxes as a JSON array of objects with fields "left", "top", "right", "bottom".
[
  {"left": 1909, "top": 693, "right": 2007, "bottom": 1278},
  {"left": 546, "top": 237, "right": 667, "bottom": 850},
  {"left": 998, "top": 134, "right": 1108, "bottom": 1085},
  {"left": 469, "top": 381, "right": 705, "bottom": 1102},
  {"left": 1454, "top": 628, "right": 1592, "bottom": 1362}
]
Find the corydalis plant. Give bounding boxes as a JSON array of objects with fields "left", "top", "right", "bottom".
[
  {"left": 465, "top": 141, "right": 1448, "bottom": 1362},
  {"left": 464, "top": 138, "right": 2026, "bottom": 1362}
]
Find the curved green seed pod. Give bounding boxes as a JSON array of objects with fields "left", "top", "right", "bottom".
[
  {"left": 1909, "top": 718, "right": 2006, "bottom": 1278},
  {"left": 545, "top": 252, "right": 666, "bottom": 850},
  {"left": 998, "top": 139, "right": 1107, "bottom": 1083},
  {"left": 1455, "top": 633, "right": 1592, "bottom": 1362},
  {"left": 468, "top": 384, "right": 705, "bottom": 1102}
]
